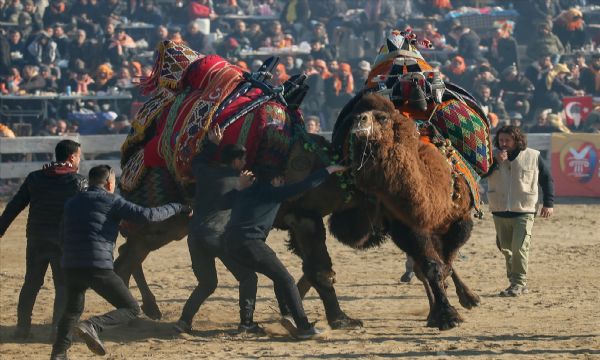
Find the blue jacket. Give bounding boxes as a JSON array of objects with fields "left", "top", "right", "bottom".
[{"left": 61, "top": 186, "right": 186, "bottom": 269}]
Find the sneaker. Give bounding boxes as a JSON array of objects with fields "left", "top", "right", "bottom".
[
  {"left": 49, "top": 351, "right": 69, "bottom": 360},
  {"left": 173, "top": 319, "right": 192, "bottom": 334},
  {"left": 400, "top": 271, "right": 414, "bottom": 283},
  {"left": 507, "top": 285, "right": 529, "bottom": 297},
  {"left": 499, "top": 285, "right": 513, "bottom": 297},
  {"left": 237, "top": 322, "right": 266, "bottom": 335},
  {"left": 280, "top": 317, "right": 322, "bottom": 340},
  {"left": 74, "top": 321, "right": 106, "bottom": 356}
]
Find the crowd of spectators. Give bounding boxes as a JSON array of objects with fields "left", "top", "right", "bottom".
[{"left": 1, "top": 0, "right": 600, "bottom": 139}]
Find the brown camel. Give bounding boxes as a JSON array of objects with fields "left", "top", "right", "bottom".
[{"left": 330, "top": 93, "right": 481, "bottom": 330}]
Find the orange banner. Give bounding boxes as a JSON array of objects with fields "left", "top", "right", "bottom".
[{"left": 551, "top": 133, "right": 600, "bottom": 197}]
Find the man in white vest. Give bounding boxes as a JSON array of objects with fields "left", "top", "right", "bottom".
[{"left": 485, "top": 125, "right": 554, "bottom": 297}]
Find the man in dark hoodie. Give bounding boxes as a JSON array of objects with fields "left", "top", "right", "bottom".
[
  {"left": 223, "top": 156, "right": 346, "bottom": 340},
  {"left": 50, "top": 165, "right": 191, "bottom": 359},
  {"left": 174, "top": 126, "right": 260, "bottom": 335},
  {"left": 0, "top": 140, "right": 88, "bottom": 340}
]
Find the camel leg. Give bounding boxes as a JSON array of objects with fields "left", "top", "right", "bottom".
[
  {"left": 440, "top": 218, "right": 480, "bottom": 309},
  {"left": 390, "top": 220, "right": 462, "bottom": 330},
  {"left": 114, "top": 240, "right": 162, "bottom": 320},
  {"left": 297, "top": 274, "right": 312, "bottom": 299},
  {"left": 281, "top": 210, "right": 362, "bottom": 329},
  {"left": 451, "top": 268, "right": 480, "bottom": 309}
]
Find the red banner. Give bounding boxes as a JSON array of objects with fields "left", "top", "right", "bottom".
[
  {"left": 551, "top": 133, "right": 600, "bottom": 197},
  {"left": 562, "top": 96, "right": 593, "bottom": 129}
]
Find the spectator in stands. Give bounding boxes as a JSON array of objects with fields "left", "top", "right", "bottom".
[
  {"left": 0, "top": 122, "right": 16, "bottom": 138},
  {"left": 475, "top": 83, "right": 508, "bottom": 127},
  {"left": 27, "top": 31, "right": 59, "bottom": 66},
  {"left": 67, "top": 29, "right": 95, "bottom": 71},
  {"left": 582, "top": 107, "right": 600, "bottom": 133},
  {"left": 19, "top": 64, "right": 45, "bottom": 93},
  {"left": 299, "top": 61, "right": 326, "bottom": 124},
  {"left": 527, "top": 23, "right": 565, "bottom": 64},
  {"left": 356, "top": 0, "right": 396, "bottom": 50},
  {"left": 150, "top": 25, "right": 169, "bottom": 48},
  {"left": 532, "top": 63, "right": 584, "bottom": 115},
  {"left": 580, "top": 53, "right": 600, "bottom": 96},
  {"left": 472, "top": 63, "right": 501, "bottom": 95},
  {"left": 40, "top": 65, "right": 59, "bottom": 92},
  {"left": 43, "top": 0, "right": 69, "bottom": 28},
  {"left": 418, "top": 22, "right": 448, "bottom": 49},
  {"left": 281, "top": 0, "right": 310, "bottom": 38},
  {"left": 38, "top": 118, "right": 58, "bottom": 136},
  {"left": 71, "top": 0, "right": 101, "bottom": 37},
  {"left": 18, "top": 0, "right": 43, "bottom": 39},
  {"left": 169, "top": 26, "right": 187, "bottom": 46},
  {"left": 272, "top": 63, "right": 289, "bottom": 86},
  {"left": 106, "top": 25, "right": 136, "bottom": 65},
  {"left": 115, "top": 66, "right": 133, "bottom": 90},
  {"left": 354, "top": 60, "right": 371, "bottom": 89},
  {"left": 56, "top": 118, "right": 68, "bottom": 135},
  {"left": 529, "top": 110, "right": 570, "bottom": 133},
  {"left": 525, "top": 55, "right": 553, "bottom": 84},
  {"left": 498, "top": 65, "right": 534, "bottom": 120},
  {"left": 443, "top": 55, "right": 471, "bottom": 89},
  {"left": 98, "top": 0, "right": 127, "bottom": 25},
  {"left": 310, "top": 39, "right": 333, "bottom": 62},
  {"left": 8, "top": 29, "right": 26, "bottom": 67},
  {"left": 449, "top": 24, "right": 484, "bottom": 64},
  {"left": 186, "top": 20, "right": 207, "bottom": 52},
  {"left": 133, "top": 0, "right": 162, "bottom": 26},
  {"left": 263, "top": 20, "right": 286, "bottom": 48},
  {"left": 246, "top": 22, "right": 264, "bottom": 49},
  {"left": 52, "top": 23, "right": 69, "bottom": 62},
  {"left": 89, "top": 63, "right": 116, "bottom": 93},
  {"left": 490, "top": 22, "right": 519, "bottom": 72},
  {"left": 188, "top": 0, "right": 217, "bottom": 21},
  {"left": 553, "top": 8, "right": 586, "bottom": 51},
  {"left": 305, "top": 115, "right": 321, "bottom": 134}
]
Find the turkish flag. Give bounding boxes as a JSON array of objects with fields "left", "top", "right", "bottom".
[{"left": 562, "top": 96, "right": 593, "bottom": 129}]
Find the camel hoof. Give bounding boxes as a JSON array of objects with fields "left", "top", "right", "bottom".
[
  {"left": 329, "top": 316, "right": 363, "bottom": 330},
  {"left": 427, "top": 305, "right": 463, "bottom": 330},
  {"left": 437, "top": 305, "right": 463, "bottom": 331},
  {"left": 141, "top": 302, "right": 162, "bottom": 320},
  {"left": 458, "top": 291, "right": 481, "bottom": 310}
]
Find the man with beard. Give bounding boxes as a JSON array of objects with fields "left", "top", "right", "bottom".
[{"left": 484, "top": 126, "right": 554, "bottom": 297}]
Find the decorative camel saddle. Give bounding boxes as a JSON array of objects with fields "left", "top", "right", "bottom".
[
  {"left": 340, "top": 29, "right": 494, "bottom": 215},
  {"left": 120, "top": 41, "right": 308, "bottom": 193}
]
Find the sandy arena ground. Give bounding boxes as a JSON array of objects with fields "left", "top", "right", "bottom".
[{"left": 1, "top": 201, "right": 599, "bottom": 359}]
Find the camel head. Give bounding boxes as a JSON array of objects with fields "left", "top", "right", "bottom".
[{"left": 349, "top": 93, "right": 398, "bottom": 143}]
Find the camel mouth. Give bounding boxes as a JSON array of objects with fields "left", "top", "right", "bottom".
[{"left": 351, "top": 126, "right": 372, "bottom": 136}]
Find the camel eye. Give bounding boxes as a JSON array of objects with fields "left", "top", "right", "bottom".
[{"left": 375, "top": 113, "right": 388, "bottom": 123}]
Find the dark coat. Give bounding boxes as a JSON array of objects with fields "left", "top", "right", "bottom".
[
  {"left": 0, "top": 164, "right": 87, "bottom": 246},
  {"left": 189, "top": 141, "right": 239, "bottom": 252},
  {"left": 61, "top": 186, "right": 186, "bottom": 269}
]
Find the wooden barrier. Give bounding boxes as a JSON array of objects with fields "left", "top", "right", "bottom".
[
  {"left": 0, "top": 133, "right": 553, "bottom": 180},
  {"left": 0, "top": 135, "right": 126, "bottom": 179}
]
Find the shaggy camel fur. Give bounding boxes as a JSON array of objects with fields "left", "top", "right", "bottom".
[{"left": 338, "top": 93, "right": 480, "bottom": 330}]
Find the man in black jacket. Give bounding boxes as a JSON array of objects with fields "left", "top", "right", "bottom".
[
  {"left": 0, "top": 139, "right": 87, "bottom": 340},
  {"left": 175, "top": 126, "right": 259, "bottom": 334},
  {"left": 50, "top": 165, "right": 191, "bottom": 360},
  {"left": 223, "top": 162, "right": 346, "bottom": 340}
]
